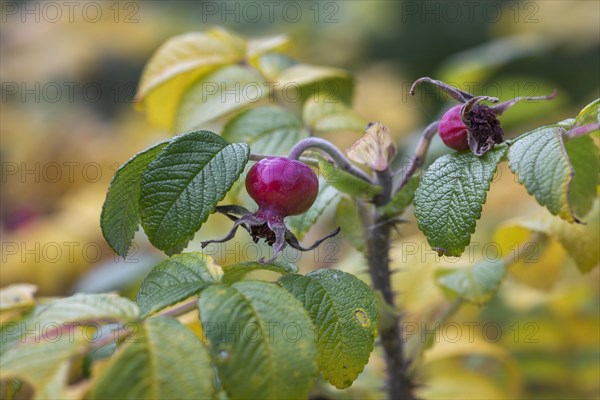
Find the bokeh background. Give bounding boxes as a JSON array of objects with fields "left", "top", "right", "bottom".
[{"left": 1, "top": 1, "right": 599, "bottom": 399}]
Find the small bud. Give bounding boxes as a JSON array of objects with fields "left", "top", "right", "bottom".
[{"left": 347, "top": 122, "right": 397, "bottom": 171}]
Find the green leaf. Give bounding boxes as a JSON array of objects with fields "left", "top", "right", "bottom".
[
  {"left": 335, "top": 197, "right": 365, "bottom": 252},
  {"left": 32, "top": 293, "right": 139, "bottom": 326},
  {"left": 278, "top": 269, "right": 379, "bottom": 389},
  {"left": 508, "top": 125, "right": 578, "bottom": 222},
  {"left": 414, "top": 146, "right": 507, "bottom": 257},
  {"left": 198, "top": 281, "right": 317, "bottom": 399},
  {"left": 318, "top": 156, "right": 381, "bottom": 199},
  {"left": 175, "top": 65, "right": 268, "bottom": 132},
  {"left": 254, "top": 53, "right": 296, "bottom": 81},
  {"left": 135, "top": 252, "right": 223, "bottom": 317},
  {"left": 574, "top": 98, "right": 600, "bottom": 128},
  {"left": 89, "top": 317, "right": 216, "bottom": 400},
  {"left": 101, "top": 142, "right": 168, "bottom": 257},
  {"left": 378, "top": 174, "right": 421, "bottom": 217},
  {"left": 436, "top": 259, "right": 506, "bottom": 304},
  {"left": 1, "top": 337, "right": 87, "bottom": 399},
  {"left": 136, "top": 28, "right": 245, "bottom": 130},
  {"left": 275, "top": 64, "right": 354, "bottom": 105},
  {"left": 140, "top": 131, "right": 249, "bottom": 255},
  {"left": 287, "top": 177, "right": 341, "bottom": 239},
  {"left": 222, "top": 260, "right": 298, "bottom": 284},
  {"left": 222, "top": 106, "right": 308, "bottom": 155},
  {"left": 303, "top": 96, "right": 366, "bottom": 134},
  {"left": 564, "top": 135, "right": 599, "bottom": 219}
]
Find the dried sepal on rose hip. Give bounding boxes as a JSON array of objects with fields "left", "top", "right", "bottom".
[
  {"left": 410, "top": 77, "right": 557, "bottom": 156},
  {"left": 201, "top": 156, "right": 340, "bottom": 263}
]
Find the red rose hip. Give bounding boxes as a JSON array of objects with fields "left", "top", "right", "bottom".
[
  {"left": 438, "top": 104, "right": 469, "bottom": 151},
  {"left": 246, "top": 157, "right": 318, "bottom": 219}
]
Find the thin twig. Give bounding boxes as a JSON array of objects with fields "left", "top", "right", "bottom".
[
  {"left": 394, "top": 121, "right": 439, "bottom": 195},
  {"left": 565, "top": 122, "right": 599, "bottom": 140},
  {"left": 288, "top": 137, "right": 373, "bottom": 183}
]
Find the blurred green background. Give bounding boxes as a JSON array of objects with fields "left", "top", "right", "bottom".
[{"left": 1, "top": 1, "right": 598, "bottom": 399}]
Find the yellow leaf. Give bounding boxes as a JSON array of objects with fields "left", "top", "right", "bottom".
[
  {"left": 136, "top": 28, "right": 246, "bottom": 130},
  {"left": 347, "top": 122, "right": 396, "bottom": 171},
  {"left": 494, "top": 224, "right": 565, "bottom": 290},
  {"left": 246, "top": 34, "right": 290, "bottom": 61},
  {"left": 496, "top": 204, "right": 599, "bottom": 273}
]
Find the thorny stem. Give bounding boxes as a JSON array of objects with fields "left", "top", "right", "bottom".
[
  {"left": 288, "top": 137, "right": 373, "bottom": 183},
  {"left": 394, "top": 121, "right": 439, "bottom": 195},
  {"left": 367, "top": 166, "right": 416, "bottom": 400},
  {"left": 565, "top": 122, "right": 599, "bottom": 139}
]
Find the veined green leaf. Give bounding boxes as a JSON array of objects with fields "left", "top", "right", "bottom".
[
  {"left": 198, "top": 281, "right": 317, "bottom": 399},
  {"left": 101, "top": 142, "right": 168, "bottom": 257},
  {"left": 508, "top": 125, "right": 577, "bottom": 222},
  {"left": 414, "top": 146, "right": 507, "bottom": 256},
  {"left": 89, "top": 317, "right": 216, "bottom": 399},
  {"left": 140, "top": 131, "right": 249, "bottom": 255},
  {"left": 279, "top": 269, "right": 379, "bottom": 389},
  {"left": 136, "top": 253, "right": 223, "bottom": 317},
  {"left": 32, "top": 293, "right": 139, "bottom": 326}
]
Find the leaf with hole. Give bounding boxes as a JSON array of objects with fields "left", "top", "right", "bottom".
[{"left": 279, "top": 269, "right": 379, "bottom": 389}]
